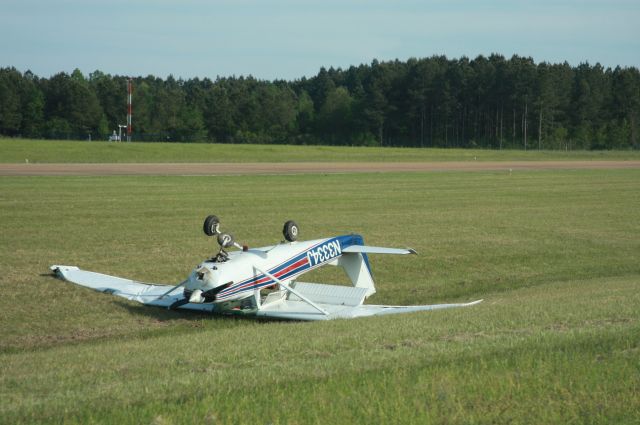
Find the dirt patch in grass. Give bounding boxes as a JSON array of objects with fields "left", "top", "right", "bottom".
[{"left": 2, "top": 160, "right": 639, "bottom": 176}]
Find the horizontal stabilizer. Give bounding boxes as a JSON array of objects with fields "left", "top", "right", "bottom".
[{"left": 342, "top": 245, "right": 417, "bottom": 255}]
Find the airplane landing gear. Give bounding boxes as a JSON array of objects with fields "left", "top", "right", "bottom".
[{"left": 283, "top": 220, "right": 299, "bottom": 242}]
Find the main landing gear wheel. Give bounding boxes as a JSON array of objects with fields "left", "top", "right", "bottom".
[
  {"left": 282, "top": 220, "right": 299, "bottom": 242},
  {"left": 203, "top": 215, "right": 220, "bottom": 236}
]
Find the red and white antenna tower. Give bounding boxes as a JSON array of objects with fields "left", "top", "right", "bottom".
[{"left": 127, "top": 78, "right": 133, "bottom": 142}]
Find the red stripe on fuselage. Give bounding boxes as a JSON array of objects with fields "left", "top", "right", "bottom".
[
  {"left": 219, "top": 256, "right": 310, "bottom": 299},
  {"left": 275, "top": 257, "right": 308, "bottom": 279}
]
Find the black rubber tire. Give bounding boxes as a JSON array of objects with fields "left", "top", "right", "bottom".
[
  {"left": 203, "top": 215, "right": 220, "bottom": 236},
  {"left": 282, "top": 220, "right": 299, "bottom": 242}
]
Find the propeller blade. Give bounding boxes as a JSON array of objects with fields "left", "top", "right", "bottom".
[
  {"left": 204, "top": 281, "right": 233, "bottom": 298},
  {"left": 168, "top": 297, "right": 190, "bottom": 310}
]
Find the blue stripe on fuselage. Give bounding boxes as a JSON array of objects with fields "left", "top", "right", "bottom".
[{"left": 216, "top": 235, "right": 370, "bottom": 300}]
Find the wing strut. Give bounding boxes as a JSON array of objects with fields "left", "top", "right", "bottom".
[
  {"left": 254, "top": 266, "right": 329, "bottom": 316},
  {"left": 156, "top": 279, "right": 188, "bottom": 300}
]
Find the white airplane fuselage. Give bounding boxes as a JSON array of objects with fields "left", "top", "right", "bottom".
[{"left": 184, "top": 235, "right": 370, "bottom": 304}]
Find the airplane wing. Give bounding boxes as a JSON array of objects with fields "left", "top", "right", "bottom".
[
  {"left": 50, "top": 266, "right": 482, "bottom": 320},
  {"left": 342, "top": 245, "right": 417, "bottom": 255},
  {"left": 256, "top": 298, "right": 483, "bottom": 321},
  {"left": 50, "top": 265, "right": 214, "bottom": 312},
  {"left": 254, "top": 281, "right": 482, "bottom": 321}
]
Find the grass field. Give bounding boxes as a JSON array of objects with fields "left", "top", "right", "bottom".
[
  {"left": 1, "top": 167, "right": 639, "bottom": 423},
  {"left": 2, "top": 137, "right": 640, "bottom": 163}
]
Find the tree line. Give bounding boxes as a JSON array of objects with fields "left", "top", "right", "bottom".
[{"left": 1, "top": 54, "right": 638, "bottom": 149}]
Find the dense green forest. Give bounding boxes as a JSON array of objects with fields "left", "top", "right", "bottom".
[{"left": 1, "top": 55, "right": 638, "bottom": 149}]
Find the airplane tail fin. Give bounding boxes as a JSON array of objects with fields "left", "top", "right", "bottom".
[{"left": 337, "top": 253, "right": 377, "bottom": 297}]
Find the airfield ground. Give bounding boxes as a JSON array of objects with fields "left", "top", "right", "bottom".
[
  {"left": 0, "top": 141, "right": 638, "bottom": 424},
  {"left": 1, "top": 160, "right": 639, "bottom": 176}
]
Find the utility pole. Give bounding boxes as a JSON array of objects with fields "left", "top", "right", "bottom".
[
  {"left": 523, "top": 98, "right": 528, "bottom": 150},
  {"left": 127, "top": 78, "right": 132, "bottom": 142}
]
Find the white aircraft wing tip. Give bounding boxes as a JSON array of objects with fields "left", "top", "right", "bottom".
[
  {"left": 50, "top": 265, "right": 79, "bottom": 272},
  {"left": 342, "top": 245, "right": 417, "bottom": 255}
]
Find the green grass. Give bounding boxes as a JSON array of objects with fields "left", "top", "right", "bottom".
[
  {"left": 2, "top": 137, "right": 640, "bottom": 163},
  {"left": 1, "top": 169, "right": 639, "bottom": 424}
]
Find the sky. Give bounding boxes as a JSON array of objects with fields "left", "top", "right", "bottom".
[{"left": 1, "top": 0, "right": 638, "bottom": 81}]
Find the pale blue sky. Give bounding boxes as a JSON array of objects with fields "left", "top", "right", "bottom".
[{"left": 1, "top": 0, "right": 638, "bottom": 80}]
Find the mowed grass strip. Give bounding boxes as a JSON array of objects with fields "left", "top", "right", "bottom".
[
  {"left": 2, "top": 137, "right": 640, "bottom": 163},
  {"left": 0, "top": 169, "right": 639, "bottom": 423},
  {"left": 1, "top": 277, "right": 638, "bottom": 424}
]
